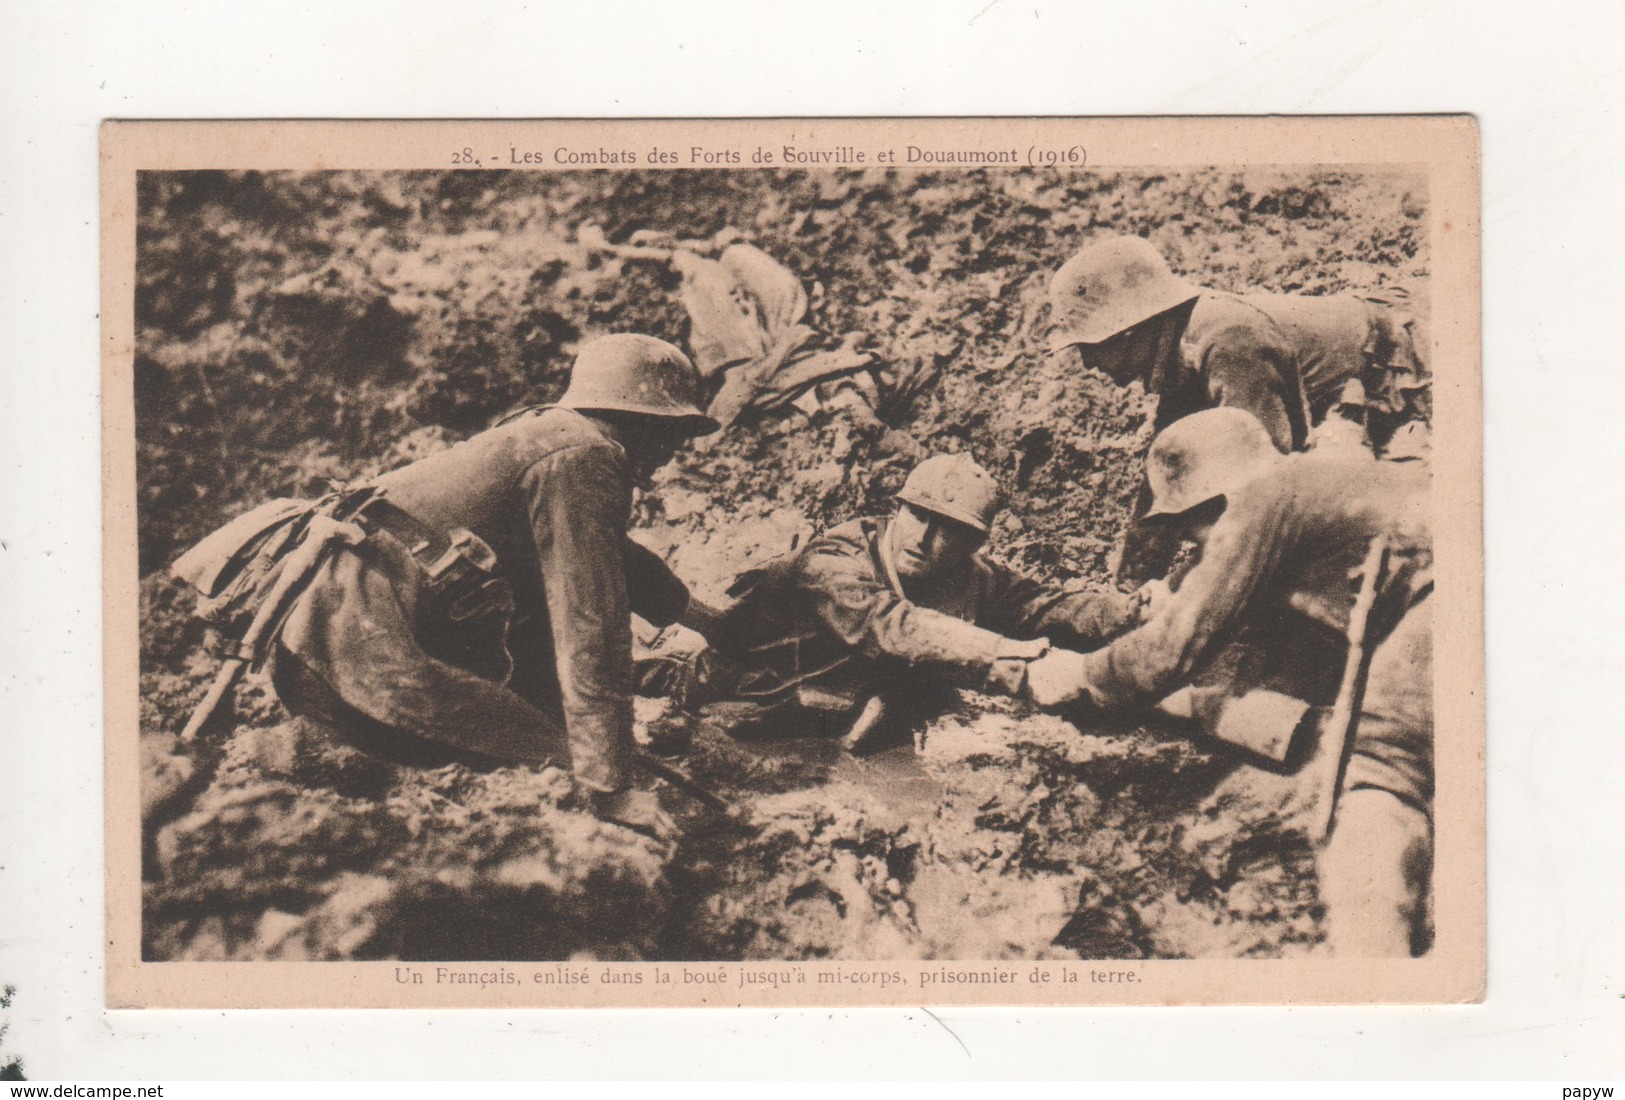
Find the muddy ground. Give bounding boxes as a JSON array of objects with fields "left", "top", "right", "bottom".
[{"left": 134, "top": 166, "right": 1426, "bottom": 961}]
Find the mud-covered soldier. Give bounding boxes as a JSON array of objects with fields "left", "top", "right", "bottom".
[
  {"left": 1046, "top": 234, "right": 1430, "bottom": 580},
  {"left": 192, "top": 334, "right": 719, "bottom": 838},
  {"left": 652, "top": 454, "right": 1157, "bottom": 751},
  {"left": 1029, "top": 409, "right": 1434, "bottom": 956}
]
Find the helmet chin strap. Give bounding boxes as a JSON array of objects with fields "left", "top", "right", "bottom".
[
  {"left": 883, "top": 509, "right": 975, "bottom": 605},
  {"left": 880, "top": 519, "right": 910, "bottom": 597}
]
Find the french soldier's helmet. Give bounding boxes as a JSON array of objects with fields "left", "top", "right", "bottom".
[
  {"left": 1144, "top": 408, "right": 1281, "bottom": 519},
  {"left": 1047, "top": 235, "right": 1202, "bottom": 352},
  {"left": 897, "top": 453, "right": 1001, "bottom": 534},
  {"left": 559, "top": 334, "right": 720, "bottom": 436}
]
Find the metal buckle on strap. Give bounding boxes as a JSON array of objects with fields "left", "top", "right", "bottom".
[
  {"left": 446, "top": 528, "right": 499, "bottom": 573},
  {"left": 353, "top": 496, "right": 510, "bottom": 623}
]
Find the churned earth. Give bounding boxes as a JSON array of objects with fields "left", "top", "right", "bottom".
[{"left": 134, "top": 166, "right": 1427, "bottom": 962}]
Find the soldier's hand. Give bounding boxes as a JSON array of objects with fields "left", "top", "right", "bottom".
[
  {"left": 1024, "top": 648, "right": 1092, "bottom": 709},
  {"left": 985, "top": 637, "right": 1051, "bottom": 695},
  {"left": 678, "top": 596, "right": 728, "bottom": 639},
  {"left": 594, "top": 787, "right": 679, "bottom": 845},
  {"left": 1131, "top": 579, "right": 1173, "bottom": 622}
]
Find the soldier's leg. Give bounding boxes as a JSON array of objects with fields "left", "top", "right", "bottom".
[
  {"left": 1321, "top": 598, "right": 1434, "bottom": 955},
  {"left": 270, "top": 650, "right": 520, "bottom": 770},
  {"left": 276, "top": 542, "right": 571, "bottom": 766},
  {"left": 1345, "top": 599, "right": 1434, "bottom": 817},
  {"left": 1319, "top": 786, "right": 1432, "bottom": 956}
]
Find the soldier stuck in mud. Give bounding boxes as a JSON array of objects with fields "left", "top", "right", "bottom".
[
  {"left": 161, "top": 207, "right": 1434, "bottom": 958},
  {"left": 636, "top": 451, "right": 1167, "bottom": 753}
]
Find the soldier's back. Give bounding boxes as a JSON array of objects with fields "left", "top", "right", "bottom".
[
  {"left": 1185, "top": 291, "right": 1373, "bottom": 415},
  {"left": 371, "top": 407, "right": 625, "bottom": 589}
]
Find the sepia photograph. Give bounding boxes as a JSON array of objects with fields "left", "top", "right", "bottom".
[
  {"left": 10, "top": 0, "right": 1625, "bottom": 1077},
  {"left": 102, "top": 118, "right": 1482, "bottom": 1007}
]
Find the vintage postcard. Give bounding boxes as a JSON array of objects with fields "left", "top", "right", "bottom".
[{"left": 102, "top": 117, "right": 1483, "bottom": 1008}]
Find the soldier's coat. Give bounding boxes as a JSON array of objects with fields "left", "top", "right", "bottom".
[
  {"left": 276, "top": 406, "right": 689, "bottom": 791},
  {"left": 1156, "top": 289, "right": 1430, "bottom": 452},
  {"left": 710, "top": 515, "right": 1140, "bottom": 709},
  {"left": 1081, "top": 452, "right": 1433, "bottom": 808}
]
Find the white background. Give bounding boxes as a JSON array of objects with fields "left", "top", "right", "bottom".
[{"left": 2, "top": 0, "right": 1623, "bottom": 1081}]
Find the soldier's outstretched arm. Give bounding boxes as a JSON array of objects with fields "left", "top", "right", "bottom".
[
  {"left": 797, "top": 542, "right": 1033, "bottom": 690},
  {"left": 1078, "top": 488, "right": 1294, "bottom": 710},
  {"left": 523, "top": 442, "right": 639, "bottom": 794},
  {"left": 1201, "top": 332, "right": 1300, "bottom": 453},
  {"left": 974, "top": 558, "right": 1138, "bottom": 649}
]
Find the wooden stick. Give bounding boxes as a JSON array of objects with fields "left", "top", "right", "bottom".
[
  {"left": 1315, "top": 535, "right": 1390, "bottom": 841},
  {"left": 636, "top": 751, "right": 731, "bottom": 814}
]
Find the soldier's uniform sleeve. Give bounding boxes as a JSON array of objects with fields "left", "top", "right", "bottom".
[
  {"left": 1079, "top": 485, "right": 1295, "bottom": 709},
  {"left": 795, "top": 536, "right": 1022, "bottom": 690},
  {"left": 521, "top": 442, "right": 638, "bottom": 793},
  {"left": 974, "top": 558, "right": 1138, "bottom": 650},
  {"left": 1195, "top": 324, "right": 1302, "bottom": 452},
  {"left": 623, "top": 538, "right": 691, "bottom": 629}
]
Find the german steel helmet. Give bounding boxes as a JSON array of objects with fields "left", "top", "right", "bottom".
[
  {"left": 558, "top": 334, "right": 720, "bottom": 436},
  {"left": 1047, "top": 235, "right": 1202, "bottom": 351},
  {"left": 897, "top": 453, "right": 1001, "bottom": 533},
  {"left": 1144, "top": 408, "right": 1280, "bottom": 519}
]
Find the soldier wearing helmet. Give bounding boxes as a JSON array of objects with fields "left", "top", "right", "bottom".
[
  {"left": 1027, "top": 408, "right": 1435, "bottom": 957},
  {"left": 262, "top": 334, "right": 719, "bottom": 839},
  {"left": 1048, "top": 235, "right": 1430, "bottom": 580},
  {"left": 644, "top": 453, "right": 1159, "bottom": 751}
]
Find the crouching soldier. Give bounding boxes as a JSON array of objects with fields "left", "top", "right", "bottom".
[
  {"left": 1028, "top": 408, "right": 1434, "bottom": 956},
  {"left": 642, "top": 453, "right": 1158, "bottom": 751},
  {"left": 1046, "top": 234, "right": 1430, "bottom": 582},
  {"left": 172, "top": 334, "right": 719, "bottom": 839}
]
